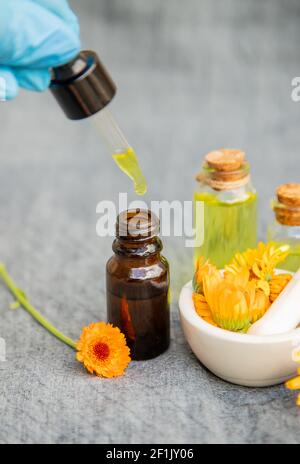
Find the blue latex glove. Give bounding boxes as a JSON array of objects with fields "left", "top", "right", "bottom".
[{"left": 0, "top": 0, "right": 80, "bottom": 100}]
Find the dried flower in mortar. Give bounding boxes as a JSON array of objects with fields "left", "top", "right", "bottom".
[
  {"left": 203, "top": 269, "right": 253, "bottom": 332},
  {"left": 225, "top": 242, "right": 290, "bottom": 296},
  {"left": 193, "top": 257, "right": 217, "bottom": 294},
  {"left": 0, "top": 264, "right": 131, "bottom": 378},
  {"left": 224, "top": 268, "right": 271, "bottom": 324},
  {"left": 193, "top": 258, "right": 218, "bottom": 326},
  {"left": 269, "top": 273, "right": 293, "bottom": 303},
  {"left": 193, "top": 293, "right": 217, "bottom": 326},
  {"left": 249, "top": 288, "right": 271, "bottom": 323},
  {"left": 192, "top": 243, "right": 291, "bottom": 332}
]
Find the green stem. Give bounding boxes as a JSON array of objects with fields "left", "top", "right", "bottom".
[{"left": 0, "top": 263, "right": 77, "bottom": 350}]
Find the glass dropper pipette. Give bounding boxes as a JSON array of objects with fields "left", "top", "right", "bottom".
[
  {"left": 91, "top": 107, "right": 147, "bottom": 195},
  {"left": 50, "top": 50, "right": 147, "bottom": 195}
]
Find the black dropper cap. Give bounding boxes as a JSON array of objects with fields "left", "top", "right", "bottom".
[{"left": 50, "top": 50, "right": 117, "bottom": 120}]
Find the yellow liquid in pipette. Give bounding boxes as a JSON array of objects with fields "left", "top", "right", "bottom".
[{"left": 113, "top": 147, "right": 147, "bottom": 195}]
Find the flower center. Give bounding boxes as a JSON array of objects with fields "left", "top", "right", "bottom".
[{"left": 93, "top": 342, "right": 110, "bottom": 360}]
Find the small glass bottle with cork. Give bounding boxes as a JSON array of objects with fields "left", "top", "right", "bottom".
[
  {"left": 106, "top": 209, "right": 170, "bottom": 360},
  {"left": 194, "top": 148, "right": 257, "bottom": 268},
  {"left": 268, "top": 183, "right": 300, "bottom": 272}
]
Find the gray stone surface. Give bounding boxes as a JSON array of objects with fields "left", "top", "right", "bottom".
[{"left": 0, "top": 0, "right": 300, "bottom": 444}]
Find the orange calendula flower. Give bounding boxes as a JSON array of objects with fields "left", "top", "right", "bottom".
[
  {"left": 203, "top": 273, "right": 251, "bottom": 332},
  {"left": 76, "top": 322, "right": 131, "bottom": 378},
  {"left": 285, "top": 367, "right": 300, "bottom": 406},
  {"left": 193, "top": 257, "right": 217, "bottom": 294},
  {"left": 224, "top": 268, "right": 270, "bottom": 323},
  {"left": 249, "top": 288, "right": 271, "bottom": 323},
  {"left": 225, "top": 242, "right": 290, "bottom": 297},
  {"left": 224, "top": 266, "right": 250, "bottom": 288},
  {"left": 269, "top": 273, "right": 293, "bottom": 303},
  {"left": 228, "top": 242, "right": 289, "bottom": 274},
  {"left": 192, "top": 292, "right": 217, "bottom": 326}
]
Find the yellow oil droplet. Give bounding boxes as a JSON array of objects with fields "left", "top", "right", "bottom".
[{"left": 113, "top": 147, "right": 147, "bottom": 195}]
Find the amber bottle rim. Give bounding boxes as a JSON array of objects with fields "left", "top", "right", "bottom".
[{"left": 116, "top": 209, "right": 160, "bottom": 241}]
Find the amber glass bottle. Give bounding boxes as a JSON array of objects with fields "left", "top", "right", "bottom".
[{"left": 106, "top": 209, "right": 170, "bottom": 360}]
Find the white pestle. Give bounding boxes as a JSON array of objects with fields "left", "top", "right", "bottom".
[{"left": 248, "top": 269, "right": 300, "bottom": 335}]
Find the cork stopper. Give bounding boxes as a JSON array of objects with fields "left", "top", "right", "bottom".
[
  {"left": 205, "top": 149, "right": 245, "bottom": 172},
  {"left": 197, "top": 148, "right": 250, "bottom": 191},
  {"left": 274, "top": 184, "right": 300, "bottom": 226},
  {"left": 276, "top": 184, "right": 300, "bottom": 207}
]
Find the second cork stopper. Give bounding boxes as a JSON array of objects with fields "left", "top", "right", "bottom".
[{"left": 274, "top": 183, "right": 300, "bottom": 226}]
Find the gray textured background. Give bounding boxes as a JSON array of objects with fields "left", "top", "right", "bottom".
[{"left": 1, "top": 0, "right": 300, "bottom": 444}]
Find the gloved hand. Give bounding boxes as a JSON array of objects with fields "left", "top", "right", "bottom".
[{"left": 0, "top": 0, "right": 81, "bottom": 100}]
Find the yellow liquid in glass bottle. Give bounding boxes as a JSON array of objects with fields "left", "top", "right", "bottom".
[
  {"left": 272, "top": 242, "right": 300, "bottom": 272},
  {"left": 194, "top": 191, "right": 257, "bottom": 268}
]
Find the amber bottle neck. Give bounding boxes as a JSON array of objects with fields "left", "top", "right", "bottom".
[{"left": 112, "top": 236, "right": 163, "bottom": 258}]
